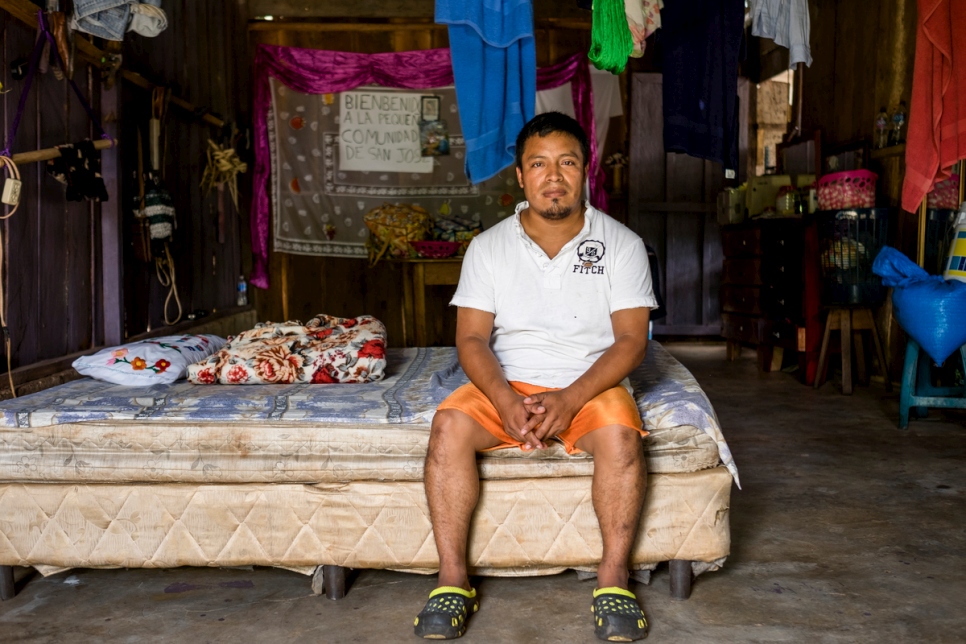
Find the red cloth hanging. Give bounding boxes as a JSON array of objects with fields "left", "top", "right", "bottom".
[{"left": 902, "top": 0, "right": 966, "bottom": 212}]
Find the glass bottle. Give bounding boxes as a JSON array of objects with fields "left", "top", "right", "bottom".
[
  {"left": 891, "top": 101, "right": 907, "bottom": 146},
  {"left": 874, "top": 107, "right": 889, "bottom": 149}
]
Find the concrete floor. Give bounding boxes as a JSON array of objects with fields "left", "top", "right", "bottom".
[{"left": 2, "top": 342, "right": 965, "bottom": 643}]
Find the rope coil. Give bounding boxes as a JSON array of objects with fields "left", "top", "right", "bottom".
[
  {"left": 0, "top": 155, "right": 22, "bottom": 397},
  {"left": 155, "top": 243, "right": 182, "bottom": 326}
]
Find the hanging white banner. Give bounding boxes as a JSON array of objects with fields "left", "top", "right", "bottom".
[{"left": 339, "top": 90, "right": 434, "bottom": 173}]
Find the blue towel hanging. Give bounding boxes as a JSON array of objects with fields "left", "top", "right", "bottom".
[{"left": 436, "top": 0, "right": 536, "bottom": 184}]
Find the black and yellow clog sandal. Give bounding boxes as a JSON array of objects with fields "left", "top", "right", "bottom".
[
  {"left": 591, "top": 587, "right": 648, "bottom": 642},
  {"left": 414, "top": 586, "right": 479, "bottom": 640}
]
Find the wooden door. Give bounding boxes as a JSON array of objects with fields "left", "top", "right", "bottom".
[{"left": 628, "top": 74, "right": 724, "bottom": 336}]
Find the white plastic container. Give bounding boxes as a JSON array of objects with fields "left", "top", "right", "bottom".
[
  {"left": 717, "top": 187, "right": 746, "bottom": 225},
  {"left": 943, "top": 203, "right": 966, "bottom": 283}
]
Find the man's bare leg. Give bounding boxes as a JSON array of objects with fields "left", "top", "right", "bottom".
[
  {"left": 575, "top": 425, "right": 647, "bottom": 589},
  {"left": 425, "top": 409, "right": 502, "bottom": 589}
]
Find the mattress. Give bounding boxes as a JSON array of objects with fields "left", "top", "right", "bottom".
[
  {"left": 0, "top": 467, "right": 732, "bottom": 574},
  {"left": 0, "top": 344, "right": 738, "bottom": 486}
]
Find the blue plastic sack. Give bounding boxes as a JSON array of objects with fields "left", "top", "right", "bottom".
[{"left": 872, "top": 247, "right": 966, "bottom": 364}]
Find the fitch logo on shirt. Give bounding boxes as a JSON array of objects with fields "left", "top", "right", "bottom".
[{"left": 574, "top": 240, "right": 606, "bottom": 275}]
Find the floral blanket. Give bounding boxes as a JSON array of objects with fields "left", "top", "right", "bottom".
[{"left": 186, "top": 314, "right": 387, "bottom": 385}]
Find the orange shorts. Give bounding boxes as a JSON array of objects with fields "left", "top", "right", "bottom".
[{"left": 436, "top": 381, "right": 646, "bottom": 454}]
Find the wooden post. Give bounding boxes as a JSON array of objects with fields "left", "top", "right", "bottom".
[
  {"left": 99, "top": 84, "right": 123, "bottom": 345},
  {"left": 280, "top": 253, "right": 290, "bottom": 322},
  {"left": 401, "top": 262, "right": 414, "bottom": 347},
  {"left": 917, "top": 199, "right": 928, "bottom": 268},
  {"left": 815, "top": 309, "right": 834, "bottom": 389},
  {"left": 413, "top": 263, "right": 427, "bottom": 347},
  {"left": 726, "top": 341, "right": 742, "bottom": 361},
  {"left": 841, "top": 309, "right": 853, "bottom": 395}
]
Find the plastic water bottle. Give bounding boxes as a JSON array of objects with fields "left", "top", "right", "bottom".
[
  {"left": 236, "top": 275, "right": 248, "bottom": 306},
  {"left": 943, "top": 204, "right": 966, "bottom": 283}
]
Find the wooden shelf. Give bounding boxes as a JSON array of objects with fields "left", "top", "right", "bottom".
[{"left": 870, "top": 143, "right": 906, "bottom": 160}]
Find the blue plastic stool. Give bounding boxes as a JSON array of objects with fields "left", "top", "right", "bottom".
[{"left": 898, "top": 339, "right": 966, "bottom": 429}]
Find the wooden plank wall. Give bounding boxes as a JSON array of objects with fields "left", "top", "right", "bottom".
[
  {"left": 0, "top": 12, "right": 97, "bottom": 369},
  {"left": 801, "top": 0, "right": 917, "bottom": 254},
  {"left": 0, "top": 1, "right": 249, "bottom": 377},
  {"left": 802, "top": 0, "right": 916, "bottom": 149},
  {"left": 249, "top": 18, "right": 597, "bottom": 346},
  {"left": 120, "top": 0, "right": 251, "bottom": 336}
]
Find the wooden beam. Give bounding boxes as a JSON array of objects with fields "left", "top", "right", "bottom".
[
  {"left": 249, "top": 20, "right": 446, "bottom": 32},
  {"left": 637, "top": 202, "right": 718, "bottom": 214},
  {"left": 869, "top": 143, "right": 906, "bottom": 160},
  {"left": 651, "top": 323, "right": 722, "bottom": 336},
  {"left": 119, "top": 70, "right": 225, "bottom": 128},
  {"left": 247, "top": 0, "right": 590, "bottom": 22},
  {"left": 248, "top": 18, "right": 591, "bottom": 32},
  {"left": 10, "top": 138, "right": 116, "bottom": 165}
]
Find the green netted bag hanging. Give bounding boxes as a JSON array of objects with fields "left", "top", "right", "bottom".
[{"left": 588, "top": 0, "right": 634, "bottom": 74}]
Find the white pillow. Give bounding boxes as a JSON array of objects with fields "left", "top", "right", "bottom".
[{"left": 72, "top": 334, "right": 226, "bottom": 385}]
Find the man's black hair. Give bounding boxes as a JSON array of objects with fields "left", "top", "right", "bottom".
[{"left": 514, "top": 112, "right": 590, "bottom": 170}]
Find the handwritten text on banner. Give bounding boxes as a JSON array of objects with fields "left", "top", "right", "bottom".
[{"left": 339, "top": 91, "right": 433, "bottom": 173}]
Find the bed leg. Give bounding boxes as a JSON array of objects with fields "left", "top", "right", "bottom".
[
  {"left": 323, "top": 565, "right": 347, "bottom": 600},
  {"left": 1, "top": 565, "right": 15, "bottom": 601},
  {"left": 668, "top": 560, "right": 692, "bottom": 600}
]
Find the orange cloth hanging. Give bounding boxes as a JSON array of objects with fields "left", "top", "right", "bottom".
[{"left": 901, "top": 0, "right": 966, "bottom": 213}]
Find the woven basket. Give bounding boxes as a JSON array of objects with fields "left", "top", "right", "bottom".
[
  {"left": 817, "top": 170, "right": 877, "bottom": 210},
  {"left": 363, "top": 203, "right": 431, "bottom": 264},
  {"left": 927, "top": 172, "right": 960, "bottom": 209}
]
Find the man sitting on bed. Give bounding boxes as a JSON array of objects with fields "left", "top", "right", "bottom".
[{"left": 414, "top": 112, "right": 657, "bottom": 642}]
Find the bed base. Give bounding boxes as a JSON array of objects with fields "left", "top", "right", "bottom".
[{"left": 0, "top": 560, "right": 693, "bottom": 602}]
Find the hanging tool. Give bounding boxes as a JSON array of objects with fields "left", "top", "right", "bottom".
[
  {"left": 150, "top": 87, "right": 170, "bottom": 173},
  {"left": 137, "top": 89, "right": 182, "bottom": 325}
]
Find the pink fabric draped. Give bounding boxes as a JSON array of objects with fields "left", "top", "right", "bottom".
[
  {"left": 537, "top": 52, "right": 607, "bottom": 213},
  {"left": 251, "top": 45, "right": 606, "bottom": 288},
  {"left": 250, "top": 45, "right": 454, "bottom": 288}
]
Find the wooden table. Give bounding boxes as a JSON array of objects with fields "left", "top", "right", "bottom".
[{"left": 396, "top": 258, "right": 463, "bottom": 347}]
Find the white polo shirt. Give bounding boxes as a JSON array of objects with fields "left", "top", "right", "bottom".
[{"left": 451, "top": 201, "right": 657, "bottom": 389}]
